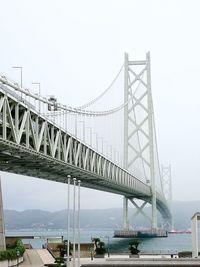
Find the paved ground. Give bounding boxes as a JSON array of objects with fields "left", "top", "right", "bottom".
[
  {"left": 19, "top": 250, "right": 200, "bottom": 267},
  {"left": 82, "top": 257, "right": 200, "bottom": 266},
  {"left": 20, "top": 249, "right": 54, "bottom": 267},
  {"left": 36, "top": 249, "right": 55, "bottom": 264}
]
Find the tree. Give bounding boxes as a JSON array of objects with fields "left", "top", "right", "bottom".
[
  {"left": 92, "top": 238, "right": 106, "bottom": 255},
  {"left": 57, "top": 240, "right": 72, "bottom": 257},
  {"left": 128, "top": 240, "right": 140, "bottom": 255}
]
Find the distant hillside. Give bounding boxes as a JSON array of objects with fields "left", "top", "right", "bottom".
[
  {"left": 172, "top": 201, "right": 200, "bottom": 229},
  {"left": 4, "top": 201, "right": 200, "bottom": 230}
]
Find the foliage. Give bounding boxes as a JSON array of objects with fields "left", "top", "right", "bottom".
[
  {"left": 128, "top": 240, "right": 140, "bottom": 255},
  {"left": 44, "top": 264, "right": 62, "bottom": 267},
  {"left": 0, "top": 239, "right": 25, "bottom": 261},
  {"left": 57, "top": 240, "right": 72, "bottom": 257},
  {"left": 92, "top": 237, "right": 106, "bottom": 255},
  {"left": 54, "top": 257, "right": 65, "bottom": 264},
  {"left": 55, "top": 240, "right": 72, "bottom": 265},
  {"left": 178, "top": 251, "right": 193, "bottom": 258}
]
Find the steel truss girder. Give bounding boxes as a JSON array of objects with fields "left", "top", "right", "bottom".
[{"left": 0, "top": 88, "right": 153, "bottom": 198}]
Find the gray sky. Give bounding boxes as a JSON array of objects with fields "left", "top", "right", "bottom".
[{"left": 0, "top": 0, "right": 200, "bottom": 211}]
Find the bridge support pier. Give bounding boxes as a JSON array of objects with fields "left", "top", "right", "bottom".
[
  {"left": 123, "top": 196, "right": 129, "bottom": 230},
  {"left": 151, "top": 193, "right": 157, "bottom": 229}
]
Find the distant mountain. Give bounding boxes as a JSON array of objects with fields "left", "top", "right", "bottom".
[
  {"left": 3, "top": 201, "right": 200, "bottom": 230},
  {"left": 172, "top": 201, "right": 200, "bottom": 230}
]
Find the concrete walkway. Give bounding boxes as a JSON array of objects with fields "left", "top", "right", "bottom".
[
  {"left": 21, "top": 249, "right": 54, "bottom": 267},
  {"left": 36, "top": 249, "right": 55, "bottom": 264}
]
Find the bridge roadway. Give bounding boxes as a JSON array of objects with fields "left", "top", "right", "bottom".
[{"left": 0, "top": 81, "right": 171, "bottom": 221}]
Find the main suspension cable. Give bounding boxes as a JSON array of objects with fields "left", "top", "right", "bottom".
[
  {"left": 0, "top": 70, "right": 142, "bottom": 117},
  {"left": 77, "top": 63, "right": 124, "bottom": 109}
]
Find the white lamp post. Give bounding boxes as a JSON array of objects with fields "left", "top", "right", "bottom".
[
  {"left": 92, "top": 132, "right": 98, "bottom": 151},
  {"left": 12, "top": 66, "right": 23, "bottom": 99},
  {"left": 86, "top": 127, "right": 92, "bottom": 146},
  {"left": 77, "top": 180, "right": 81, "bottom": 266},
  {"left": 98, "top": 137, "right": 104, "bottom": 154},
  {"left": 73, "top": 178, "right": 76, "bottom": 267},
  {"left": 67, "top": 175, "right": 71, "bottom": 267},
  {"left": 12, "top": 66, "right": 22, "bottom": 87},
  {"left": 32, "top": 82, "right": 41, "bottom": 113},
  {"left": 78, "top": 121, "right": 85, "bottom": 142}
]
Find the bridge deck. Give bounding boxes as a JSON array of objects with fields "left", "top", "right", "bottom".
[{"left": 0, "top": 81, "right": 172, "bottom": 222}]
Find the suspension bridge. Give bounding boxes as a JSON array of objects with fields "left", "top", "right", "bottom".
[{"left": 0, "top": 52, "right": 172, "bottom": 248}]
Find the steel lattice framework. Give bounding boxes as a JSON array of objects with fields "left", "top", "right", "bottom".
[
  {"left": 161, "top": 165, "right": 173, "bottom": 229},
  {"left": 0, "top": 82, "right": 171, "bottom": 221},
  {"left": 123, "top": 52, "right": 166, "bottom": 229}
]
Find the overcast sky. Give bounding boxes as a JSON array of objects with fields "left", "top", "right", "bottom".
[{"left": 0, "top": 0, "right": 200, "bottom": 211}]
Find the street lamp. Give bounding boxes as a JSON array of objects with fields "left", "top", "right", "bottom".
[
  {"left": 77, "top": 180, "right": 81, "bottom": 267},
  {"left": 32, "top": 82, "right": 41, "bottom": 113},
  {"left": 12, "top": 66, "right": 23, "bottom": 99},
  {"left": 78, "top": 121, "right": 85, "bottom": 143},
  {"left": 98, "top": 137, "right": 104, "bottom": 154},
  {"left": 67, "top": 175, "right": 71, "bottom": 267},
  {"left": 116, "top": 151, "right": 120, "bottom": 165},
  {"left": 12, "top": 66, "right": 23, "bottom": 87},
  {"left": 86, "top": 127, "right": 92, "bottom": 146},
  {"left": 71, "top": 113, "right": 77, "bottom": 138},
  {"left": 73, "top": 178, "right": 76, "bottom": 267},
  {"left": 103, "top": 141, "right": 108, "bottom": 157},
  {"left": 108, "top": 145, "right": 113, "bottom": 160},
  {"left": 113, "top": 148, "right": 116, "bottom": 163},
  {"left": 92, "top": 132, "right": 98, "bottom": 151}
]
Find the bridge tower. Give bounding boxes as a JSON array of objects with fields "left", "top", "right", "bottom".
[
  {"left": 161, "top": 165, "right": 173, "bottom": 230},
  {"left": 123, "top": 52, "right": 157, "bottom": 230}
]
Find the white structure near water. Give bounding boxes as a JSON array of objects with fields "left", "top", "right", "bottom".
[{"left": 191, "top": 212, "right": 200, "bottom": 258}]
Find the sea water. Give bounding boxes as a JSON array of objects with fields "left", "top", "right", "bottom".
[{"left": 6, "top": 229, "right": 198, "bottom": 253}]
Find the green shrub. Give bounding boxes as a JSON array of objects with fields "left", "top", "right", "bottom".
[
  {"left": 57, "top": 240, "right": 72, "bottom": 257},
  {"left": 44, "top": 264, "right": 62, "bottom": 267},
  {"left": 128, "top": 240, "right": 140, "bottom": 255},
  {"left": 54, "top": 257, "right": 65, "bottom": 264},
  {"left": 0, "top": 239, "right": 25, "bottom": 261},
  {"left": 178, "top": 251, "right": 192, "bottom": 258},
  {"left": 92, "top": 238, "right": 106, "bottom": 255}
]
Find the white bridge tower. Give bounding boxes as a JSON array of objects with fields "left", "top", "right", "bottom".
[
  {"left": 123, "top": 52, "right": 158, "bottom": 230},
  {"left": 161, "top": 165, "right": 173, "bottom": 230}
]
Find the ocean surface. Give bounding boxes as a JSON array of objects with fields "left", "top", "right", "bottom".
[{"left": 6, "top": 229, "right": 200, "bottom": 253}]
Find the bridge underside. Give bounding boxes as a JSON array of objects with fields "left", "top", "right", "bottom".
[
  {"left": 0, "top": 139, "right": 149, "bottom": 199},
  {"left": 0, "top": 139, "right": 171, "bottom": 221}
]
